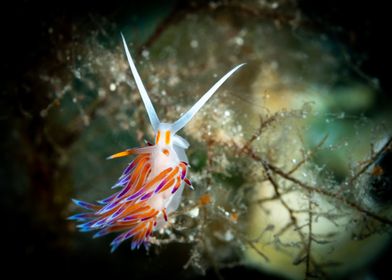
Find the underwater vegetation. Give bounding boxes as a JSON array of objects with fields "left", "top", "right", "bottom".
[{"left": 2, "top": 0, "right": 391, "bottom": 279}]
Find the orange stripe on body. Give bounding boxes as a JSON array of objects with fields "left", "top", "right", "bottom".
[
  {"left": 132, "top": 153, "right": 149, "bottom": 164},
  {"left": 165, "top": 166, "right": 179, "bottom": 181},
  {"left": 97, "top": 163, "right": 150, "bottom": 218},
  {"left": 101, "top": 224, "right": 138, "bottom": 234},
  {"left": 134, "top": 226, "right": 147, "bottom": 243},
  {"left": 132, "top": 164, "right": 151, "bottom": 193},
  {"left": 156, "top": 131, "right": 161, "bottom": 144},
  {"left": 139, "top": 209, "right": 159, "bottom": 220},
  {"left": 128, "top": 156, "right": 150, "bottom": 186},
  {"left": 179, "top": 162, "right": 187, "bottom": 170},
  {"left": 108, "top": 145, "right": 154, "bottom": 160},
  {"left": 108, "top": 149, "right": 136, "bottom": 159},
  {"left": 162, "top": 148, "right": 170, "bottom": 156},
  {"left": 117, "top": 205, "right": 151, "bottom": 222},
  {"left": 124, "top": 204, "right": 149, "bottom": 215},
  {"left": 165, "top": 131, "right": 171, "bottom": 145},
  {"left": 155, "top": 167, "right": 179, "bottom": 193},
  {"left": 144, "top": 167, "right": 173, "bottom": 189},
  {"left": 145, "top": 221, "right": 154, "bottom": 237},
  {"left": 108, "top": 221, "right": 146, "bottom": 234},
  {"left": 170, "top": 176, "right": 182, "bottom": 193},
  {"left": 97, "top": 203, "right": 141, "bottom": 223},
  {"left": 162, "top": 208, "right": 168, "bottom": 221},
  {"left": 128, "top": 222, "right": 147, "bottom": 237},
  {"left": 127, "top": 207, "right": 155, "bottom": 220},
  {"left": 158, "top": 177, "right": 176, "bottom": 193}
]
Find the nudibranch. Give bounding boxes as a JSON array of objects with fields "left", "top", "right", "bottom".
[{"left": 69, "top": 33, "right": 245, "bottom": 251}]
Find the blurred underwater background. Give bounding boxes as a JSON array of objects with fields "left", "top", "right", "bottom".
[{"left": 1, "top": 0, "right": 392, "bottom": 279}]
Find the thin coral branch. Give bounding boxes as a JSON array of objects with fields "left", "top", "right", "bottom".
[
  {"left": 306, "top": 192, "right": 313, "bottom": 278},
  {"left": 232, "top": 126, "right": 392, "bottom": 226},
  {"left": 287, "top": 133, "right": 329, "bottom": 175},
  {"left": 261, "top": 159, "right": 327, "bottom": 278},
  {"left": 241, "top": 114, "right": 278, "bottom": 154},
  {"left": 267, "top": 161, "right": 392, "bottom": 226},
  {"left": 347, "top": 137, "right": 392, "bottom": 186}
]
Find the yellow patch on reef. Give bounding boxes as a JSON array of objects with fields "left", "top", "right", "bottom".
[
  {"left": 372, "top": 165, "right": 384, "bottom": 176},
  {"left": 199, "top": 193, "right": 212, "bottom": 206}
]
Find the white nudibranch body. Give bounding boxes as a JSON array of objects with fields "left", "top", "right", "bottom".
[{"left": 70, "top": 33, "right": 245, "bottom": 251}]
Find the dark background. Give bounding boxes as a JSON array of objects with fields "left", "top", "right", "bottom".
[{"left": 1, "top": 0, "right": 390, "bottom": 278}]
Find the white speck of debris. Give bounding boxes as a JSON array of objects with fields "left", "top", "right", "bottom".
[
  {"left": 72, "top": 97, "right": 77, "bottom": 103},
  {"left": 190, "top": 40, "right": 199, "bottom": 49},
  {"left": 209, "top": 1, "right": 218, "bottom": 9},
  {"left": 338, "top": 112, "right": 345, "bottom": 119},
  {"left": 234, "top": 37, "right": 244, "bottom": 46},
  {"left": 224, "top": 110, "right": 231, "bottom": 117},
  {"left": 74, "top": 69, "right": 81, "bottom": 79},
  {"left": 168, "top": 76, "right": 180, "bottom": 87},
  {"left": 141, "top": 50, "right": 150, "bottom": 59},
  {"left": 161, "top": 90, "right": 167, "bottom": 96},
  {"left": 271, "top": 2, "right": 279, "bottom": 9},
  {"left": 83, "top": 115, "right": 90, "bottom": 126},
  {"left": 98, "top": 88, "right": 106, "bottom": 98},
  {"left": 48, "top": 27, "right": 53, "bottom": 34},
  {"left": 188, "top": 207, "right": 199, "bottom": 218},
  {"left": 223, "top": 230, "right": 234, "bottom": 241},
  {"left": 271, "top": 61, "right": 279, "bottom": 70},
  {"left": 110, "top": 83, "right": 117, "bottom": 91}
]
